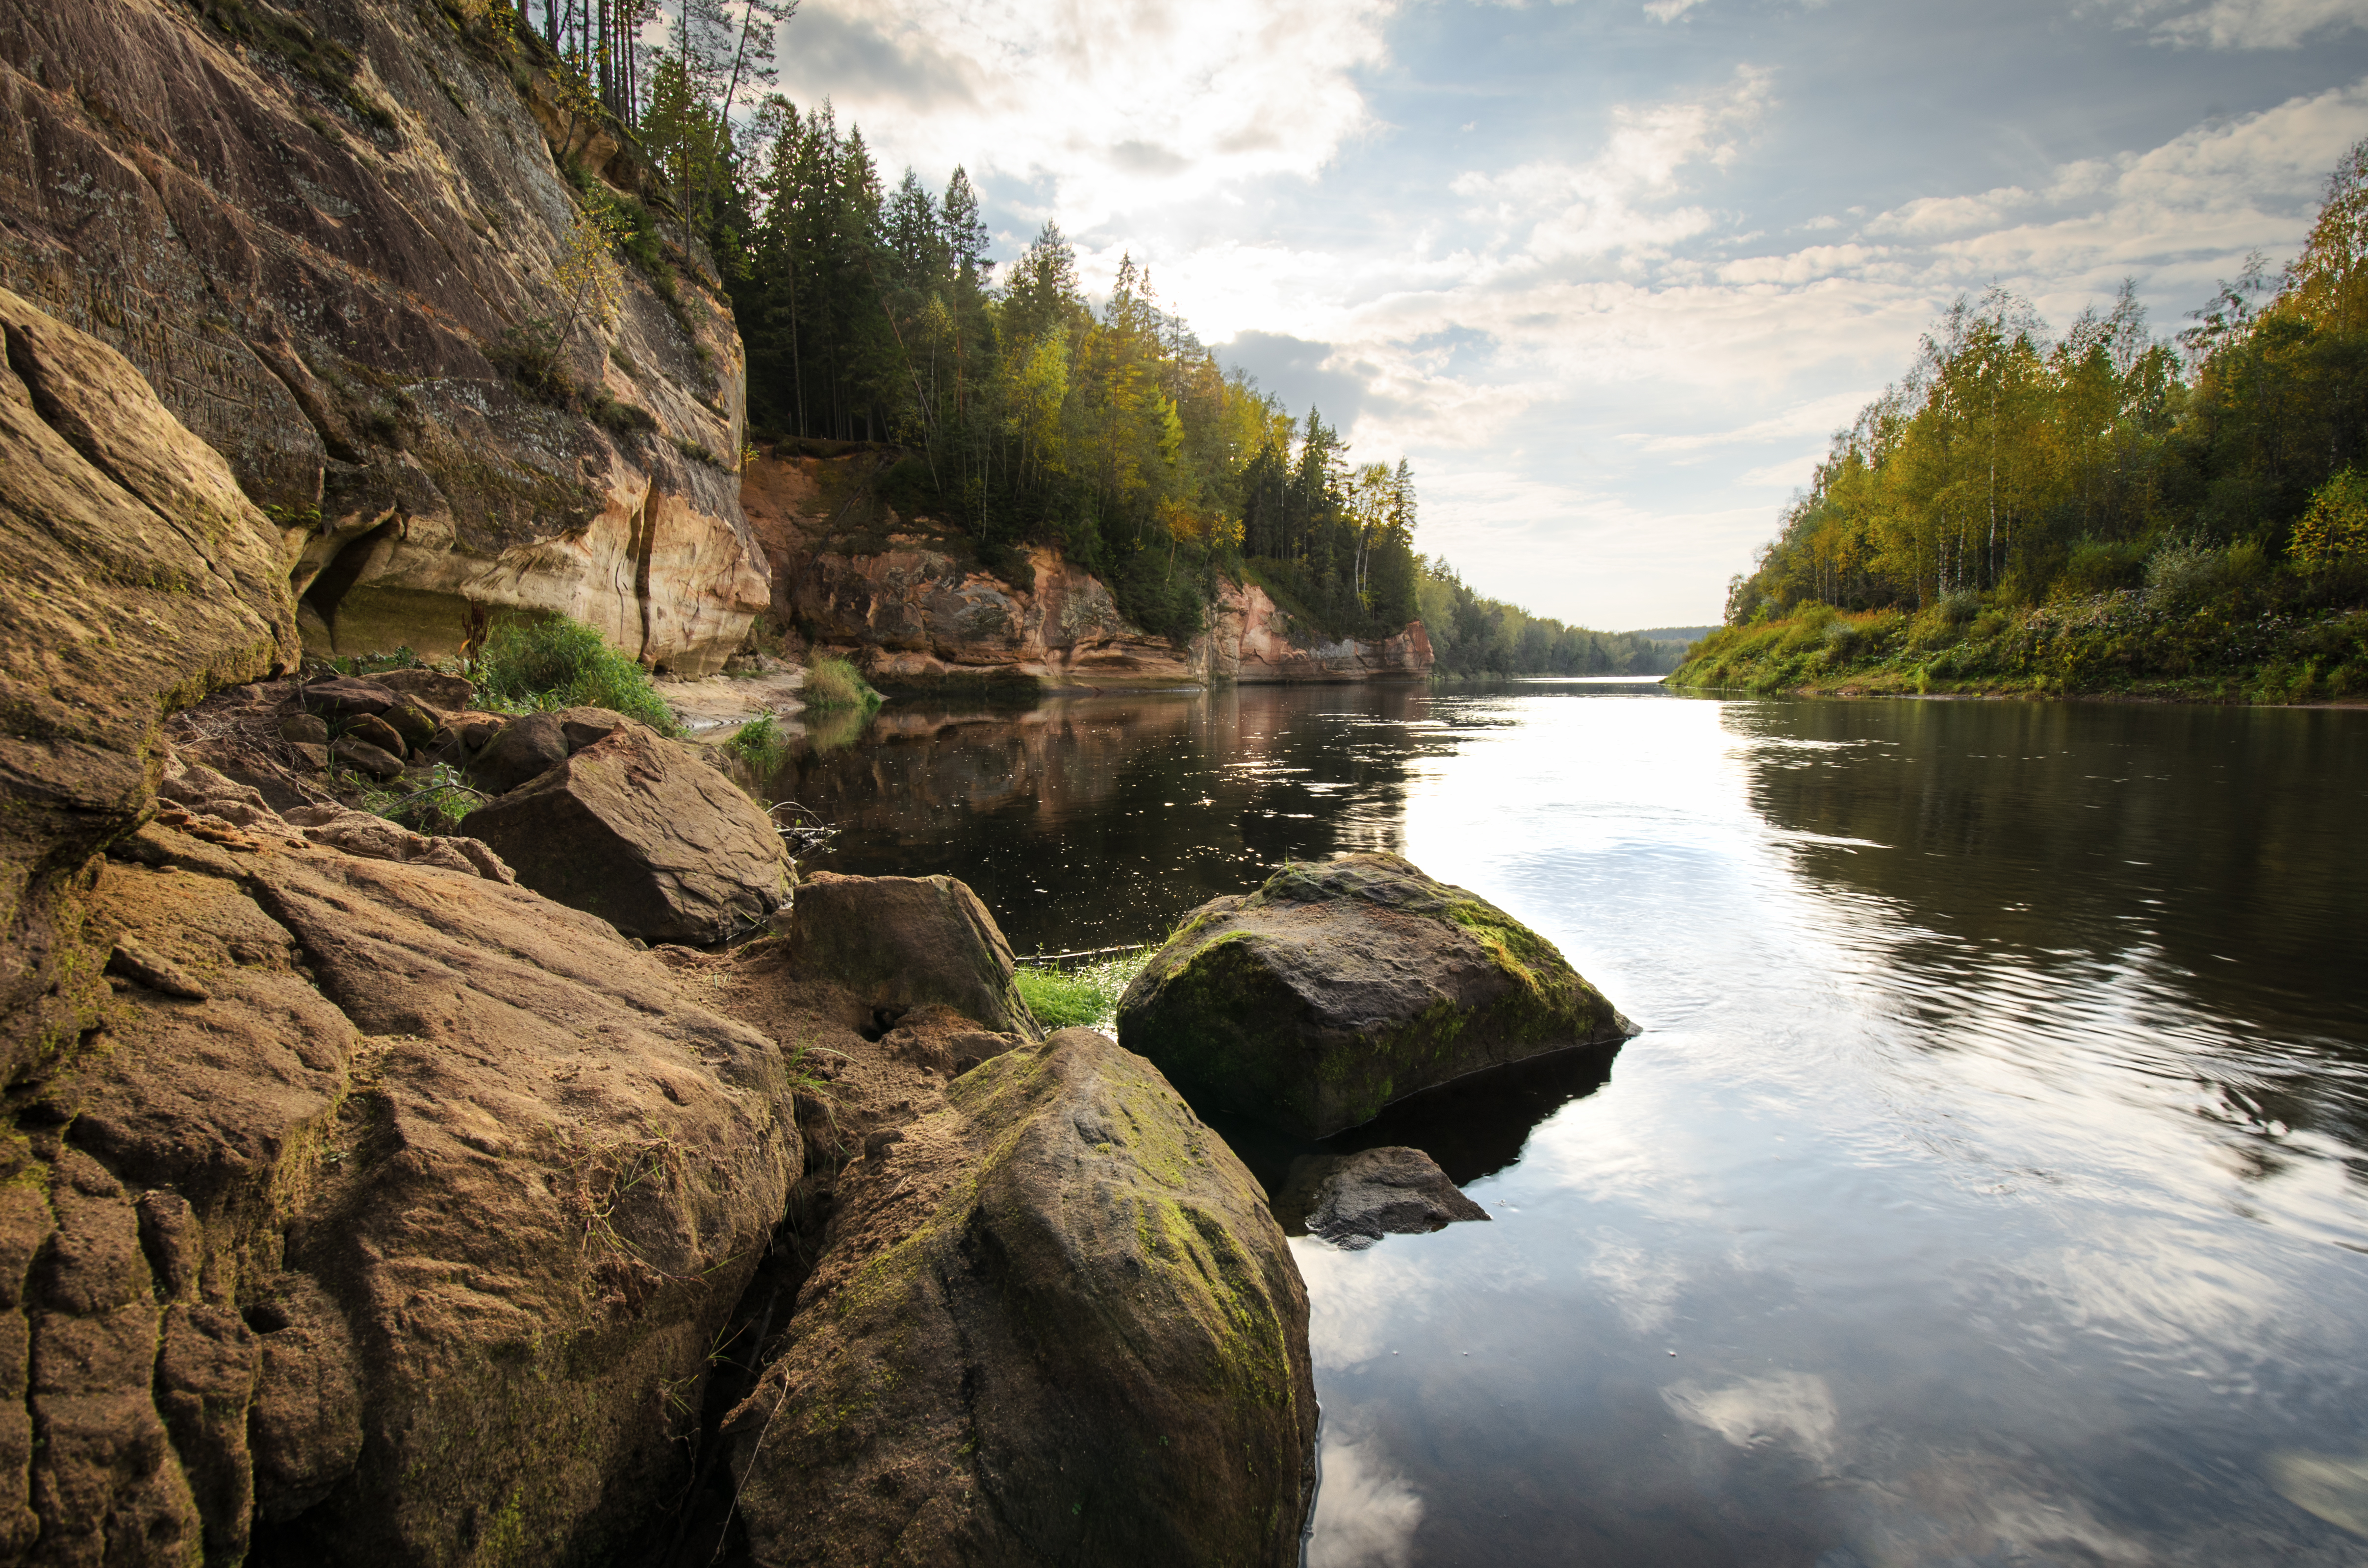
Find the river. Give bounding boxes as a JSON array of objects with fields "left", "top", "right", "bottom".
[{"left": 767, "top": 680, "right": 2368, "bottom": 1567}]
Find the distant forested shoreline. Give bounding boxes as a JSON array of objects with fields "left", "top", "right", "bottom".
[{"left": 1677, "top": 139, "right": 2368, "bottom": 702}]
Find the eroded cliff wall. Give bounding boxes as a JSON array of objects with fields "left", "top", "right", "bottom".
[
  {"left": 0, "top": 0, "right": 767, "bottom": 673},
  {"left": 741, "top": 451, "right": 1433, "bottom": 688}
]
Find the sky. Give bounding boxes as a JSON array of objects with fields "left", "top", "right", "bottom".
[{"left": 767, "top": 0, "right": 2368, "bottom": 630}]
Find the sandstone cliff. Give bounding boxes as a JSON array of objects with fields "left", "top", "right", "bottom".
[
  {"left": 741, "top": 451, "right": 1433, "bottom": 688},
  {"left": 0, "top": 0, "right": 767, "bottom": 675}
]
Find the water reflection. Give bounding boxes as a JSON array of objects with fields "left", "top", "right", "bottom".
[
  {"left": 769, "top": 686, "right": 1451, "bottom": 953},
  {"left": 779, "top": 681, "right": 2368, "bottom": 1565}
]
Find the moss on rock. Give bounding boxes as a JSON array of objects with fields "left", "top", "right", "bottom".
[
  {"left": 1116, "top": 852, "right": 1636, "bottom": 1138},
  {"left": 723, "top": 1028, "right": 1316, "bottom": 1567}
]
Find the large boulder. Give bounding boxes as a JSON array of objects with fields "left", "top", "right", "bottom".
[
  {"left": 721, "top": 1027, "right": 1317, "bottom": 1567},
  {"left": 16, "top": 808, "right": 802, "bottom": 1567},
  {"left": 1117, "top": 852, "right": 1636, "bottom": 1137},
  {"left": 459, "top": 723, "right": 790, "bottom": 943},
  {"left": 782, "top": 871, "right": 1040, "bottom": 1038}
]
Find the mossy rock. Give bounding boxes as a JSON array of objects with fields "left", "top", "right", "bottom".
[
  {"left": 1116, "top": 852, "right": 1636, "bottom": 1138},
  {"left": 723, "top": 1028, "right": 1316, "bottom": 1566}
]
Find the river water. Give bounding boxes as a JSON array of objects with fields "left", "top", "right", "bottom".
[{"left": 770, "top": 681, "right": 2368, "bottom": 1567}]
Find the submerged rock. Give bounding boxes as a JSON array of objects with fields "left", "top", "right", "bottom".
[
  {"left": 1273, "top": 1146, "right": 1490, "bottom": 1250},
  {"left": 1117, "top": 852, "right": 1636, "bottom": 1138},
  {"left": 722, "top": 1028, "right": 1317, "bottom": 1567},
  {"left": 459, "top": 722, "right": 790, "bottom": 943}
]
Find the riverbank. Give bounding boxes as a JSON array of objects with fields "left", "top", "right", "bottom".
[{"left": 1669, "top": 594, "right": 2368, "bottom": 703}]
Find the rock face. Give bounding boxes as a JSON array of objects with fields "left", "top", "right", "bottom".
[
  {"left": 0, "top": 0, "right": 768, "bottom": 673},
  {"left": 0, "top": 287, "right": 299, "bottom": 1092},
  {"left": 460, "top": 721, "right": 791, "bottom": 943},
  {"left": 1211, "top": 579, "right": 1437, "bottom": 683},
  {"left": 741, "top": 453, "right": 1432, "bottom": 688},
  {"left": 793, "top": 540, "right": 1211, "bottom": 687},
  {"left": 15, "top": 800, "right": 800, "bottom": 1567},
  {"left": 721, "top": 1028, "right": 1318, "bottom": 1567},
  {"left": 1118, "top": 852, "right": 1637, "bottom": 1138},
  {"left": 1274, "top": 1147, "right": 1491, "bottom": 1250}
]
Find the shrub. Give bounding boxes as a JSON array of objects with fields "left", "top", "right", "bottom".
[
  {"left": 2146, "top": 538, "right": 2264, "bottom": 608},
  {"left": 1939, "top": 588, "right": 1980, "bottom": 624},
  {"left": 2292, "top": 468, "right": 2368, "bottom": 570},
  {"left": 723, "top": 712, "right": 792, "bottom": 771},
  {"left": 801, "top": 655, "right": 880, "bottom": 712},
  {"left": 487, "top": 318, "right": 572, "bottom": 403},
  {"left": 475, "top": 613, "right": 679, "bottom": 733},
  {"left": 2057, "top": 537, "right": 2149, "bottom": 598}
]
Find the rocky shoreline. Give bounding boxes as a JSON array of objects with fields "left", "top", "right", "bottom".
[{"left": 0, "top": 280, "right": 1635, "bottom": 1563}]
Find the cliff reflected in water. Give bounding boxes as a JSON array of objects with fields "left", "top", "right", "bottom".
[{"left": 770, "top": 685, "right": 1453, "bottom": 953}]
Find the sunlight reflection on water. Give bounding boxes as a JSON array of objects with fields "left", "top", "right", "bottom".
[{"left": 786, "top": 682, "right": 2368, "bottom": 1565}]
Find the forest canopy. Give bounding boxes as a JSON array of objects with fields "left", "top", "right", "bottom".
[
  {"left": 1721, "top": 136, "right": 2368, "bottom": 624},
  {"left": 506, "top": 0, "right": 1655, "bottom": 668}
]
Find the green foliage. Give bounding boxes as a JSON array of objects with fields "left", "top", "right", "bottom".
[
  {"left": 1015, "top": 952, "right": 1151, "bottom": 1033},
  {"left": 1673, "top": 593, "right": 2368, "bottom": 703},
  {"left": 486, "top": 317, "right": 572, "bottom": 403},
  {"left": 723, "top": 712, "right": 793, "bottom": 771},
  {"left": 1719, "top": 137, "right": 2368, "bottom": 654},
  {"left": 360, "top": 763, "right": 486, "bottom": 833},
  {"left": 720, "top": 108, "right": 1424, "bottom": 645},
  {"left": 800, "top": 655, "right": 880, "bottom": 711},
  {"left": 2293, "top": 468, "right": 2368, "bottom": 568},
  {"left": 1416, "top": 558, "right": 1687, "bottom": 677},
  {"left": 474, "top": 613, "right": 680, "bottom": 733}
]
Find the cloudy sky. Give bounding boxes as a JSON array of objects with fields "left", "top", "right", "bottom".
[{"left": 770, "top": 0, "right": 2368, "bottom": 630}]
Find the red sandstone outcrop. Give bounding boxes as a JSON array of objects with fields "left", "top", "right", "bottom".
[
  {"left": 741, "top": 451, "right": 1433, "bottom": 688},
  {"left": 0, "top": 0, "right": 767, "bottom": 674}
]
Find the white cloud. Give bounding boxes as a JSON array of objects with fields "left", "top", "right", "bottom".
[
  {"left": 777, "top": 0, "right": 1396, "bottom": 231},
  {"left": 2117, "top": 0, "right": 2368, "bottom": 49},
  {"left": 1450, "top": 67, "right": 1772, "bottom": 269},
  {"left": 1306, "top": 1430, "right": 1425, "bottom": 1568},
  {"left": 1644, "top": 0, "right": 1708, "bottom": 20},
  {"left": 1662, "top": 1370, "right": 1843, "bottom": 1471}
]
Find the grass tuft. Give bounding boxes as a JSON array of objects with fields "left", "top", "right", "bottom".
[
  {"left": 1015, "top": 951, "right": 1151, "bottom": 1033},
  {"left": 474, "top": 613, "right": 680, "bottom": 733},
  {"left": 723, "top": 712, "right": 793, "bottom": 771},
  {"left": 801, "top": 655, "right": 881, "bottom": 713}
]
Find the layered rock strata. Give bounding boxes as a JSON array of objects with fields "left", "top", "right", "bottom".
[
  {"left": 0, "top": 287, "right": 300, "bottom": 1099},
  {"left": 14, "top": 796, "right": 800, "bottom": 1567},
  {"left": 0, "top": 0, "right": 768, "bottom": 673}
]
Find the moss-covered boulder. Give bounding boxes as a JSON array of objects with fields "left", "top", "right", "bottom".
[
  {"left": 1116, "top": 852, "right": 1635, "bottom": 1137},
  {"left": 721, "top": 1027, "right": 1317, "bottom": 1567}
]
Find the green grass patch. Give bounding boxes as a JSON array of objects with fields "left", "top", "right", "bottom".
[
  {"left": 722, "top": 711, "right": 793, "bottom": 771},
  {"left": 1671, "top": 593, "right": 2368, "bottom": 703},
  {"left": 801, "top": 655, "right": 882, "bottom": 712},
  {"left": 1015, "top": 951, "right": 1151, "bottom": 1033},
  {"left": 474, "top": 613, "right": 680, "bottom": 733}
]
